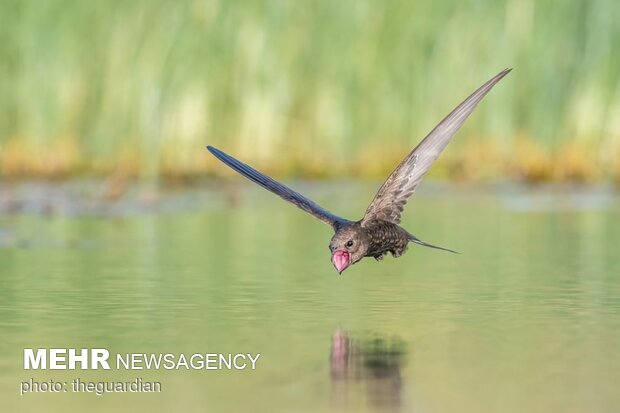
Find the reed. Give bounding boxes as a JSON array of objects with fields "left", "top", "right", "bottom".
[{"left": 0, "top": 0, "right": 618, "bottom": 182}]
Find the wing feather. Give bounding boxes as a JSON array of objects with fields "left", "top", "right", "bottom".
[
  {"left": 207, "top": 146, "right": 350, "bottom": 229},
  {"left": 362, "top": 68, "right": 511, "bottom": 225}
]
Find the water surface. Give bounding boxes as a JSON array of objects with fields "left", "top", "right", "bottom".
[{"left": 1, "top": 183, "right": 619, "bottom": 412}]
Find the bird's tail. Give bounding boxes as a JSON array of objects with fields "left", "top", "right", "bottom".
[{"left": 407, "top": 233, "right": 459, "bottom": 254}]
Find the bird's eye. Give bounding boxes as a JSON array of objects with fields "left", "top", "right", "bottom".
[{"left": 345, "top": 240, "right": 354, "bottom": 248}]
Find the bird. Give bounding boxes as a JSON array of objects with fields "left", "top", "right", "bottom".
[{"left": 207, "top": 68, "right": 511, "bottom": 274}]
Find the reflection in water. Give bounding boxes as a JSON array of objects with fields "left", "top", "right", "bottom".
[{"left": 330, "top": 329, "right": 407, "bottom": 412}]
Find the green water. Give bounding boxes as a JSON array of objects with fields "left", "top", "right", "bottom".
[{"left": 1, "top": 184, "right": 619, "bottom": 412}]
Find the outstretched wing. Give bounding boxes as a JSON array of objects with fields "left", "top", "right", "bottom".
[
  {"left": 207, "top": 146, "right": 351, "bottom": 230},
  {"left": 362, "top": 68, "right": 511, "bottom": 226}
]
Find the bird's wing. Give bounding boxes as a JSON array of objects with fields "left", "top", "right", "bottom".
[
  {"left": 362, "top": 68, "right": 511, "bottom": 226},
  {"left": 207, "top": 146, "right": 351, "bottom": 230}
]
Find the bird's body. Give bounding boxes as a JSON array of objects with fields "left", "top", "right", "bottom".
[
  {"left": 333, "top": 220, "right": 411, "bottom": 261},
  {"left": 364, "top": 221, "right": 411, "bottom": 260},
  {"left": 208, "top": 69, "right": 511, "bottom": 273},
  {"left": 327, "top": 218, "right": 453, "bottom": 272}
]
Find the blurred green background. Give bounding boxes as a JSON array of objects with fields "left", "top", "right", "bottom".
[{"left": 0, "top": 0, "right": 619, "bottom": 182}]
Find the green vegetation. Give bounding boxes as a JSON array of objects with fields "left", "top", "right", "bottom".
[{"left": 0, "top": 0, "right": 618, "bottom": 182}]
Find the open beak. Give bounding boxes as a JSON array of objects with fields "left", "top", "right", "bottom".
[{"left": 331, "top": 250, "right": 351, "bottom": 274}]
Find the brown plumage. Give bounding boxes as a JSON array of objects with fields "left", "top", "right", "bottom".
[{"left": 208, "top": 69, "right": 511, "bottom": 273}]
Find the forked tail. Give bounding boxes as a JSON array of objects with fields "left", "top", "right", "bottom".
[{"left": 408, "top": 233, "right": 459, "bottom": 254}]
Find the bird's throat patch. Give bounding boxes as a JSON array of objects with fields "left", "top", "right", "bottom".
[{"left": 331, "top": 251, "right": 350, "bottom": 273}]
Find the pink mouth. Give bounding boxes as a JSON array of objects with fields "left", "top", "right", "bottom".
[{"left": 331, "top": 250, "right": 351, "bottom": 274}]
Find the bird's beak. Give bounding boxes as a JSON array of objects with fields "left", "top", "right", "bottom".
[{"left": 331, "top": 250, "right": 351, "bottom": 274}]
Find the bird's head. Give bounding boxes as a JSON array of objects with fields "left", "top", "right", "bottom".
[{"left": 329, "top": 225, "right": 368, "bottom": 274}]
